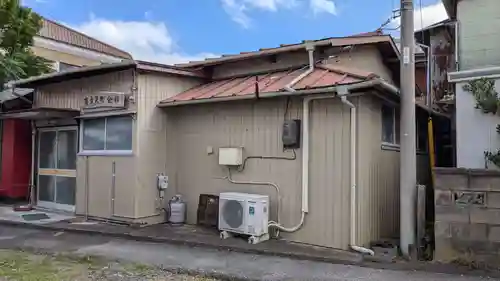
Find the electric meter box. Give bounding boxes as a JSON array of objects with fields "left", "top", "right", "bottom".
[
  {"left": 218, "top": 147, "right": 243, "bottom": 166},
  {"left": 282, "top": 119, "right": 301, "bottom": 149}
]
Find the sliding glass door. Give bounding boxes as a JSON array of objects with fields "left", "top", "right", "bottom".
[{"left": 37, "top": 127, "right": 77, "bottom": 212}]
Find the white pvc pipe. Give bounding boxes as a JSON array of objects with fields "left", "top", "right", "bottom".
[
  {"left": 270, "top": 44, "right": 316, "bottom": 233},
  {"left": 283, "top": 43, "right": 315, "bottom": 93},
  {"left": 339, "top": 95, "right": 375, "bottom": 256}
]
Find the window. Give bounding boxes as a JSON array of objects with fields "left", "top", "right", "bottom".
[
  {"left": 80, "top": 115, "right": 133, "bottom": 155},
  {"left": 381, "top": 104, "right": 428, "bottom": 153},
  {"left": 381, "top": 104, "right": 400, "bottom": 145},
  {"left": 58, "top": 62, "right": 79, "bottom": 72}
]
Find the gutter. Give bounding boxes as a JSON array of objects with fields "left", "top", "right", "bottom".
[{"left": 448, "top": 66, "right": 500, "bottom": 83}]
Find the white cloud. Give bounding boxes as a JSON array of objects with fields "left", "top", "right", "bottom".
[
  {"left": 390, "top": 1, "right": 448, "bottom": 31},
  {"left": 71, "top": 16, "right": 217, "bottom": 65},
  {"left": 222, "top": 0, "right": 337, "bottom": 28},
  {"left": 310, "top": 0, "right": 337, "bottom": 15},
  {"left": 221, "top": 0, "right": 252, "bottom": 29}
]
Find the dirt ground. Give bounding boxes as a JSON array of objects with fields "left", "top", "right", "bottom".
[{"left": 0, "top": 250, "right": 217, "bottom": 281}]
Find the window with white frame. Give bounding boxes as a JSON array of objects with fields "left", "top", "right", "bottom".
[
  {"left": 381, "top": 104, "right": 400, "bottom": 145},
  {"left": 81, "top": 115, "right": 133, "bottom": 154}
]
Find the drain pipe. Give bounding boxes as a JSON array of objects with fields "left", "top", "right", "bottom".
[
  {"left": 417, "top": 43, "right": 432, "bottom": 107},
  {"left": 269, "top": 43, "right": 315, "bottom": 232},
  {"left": 337, "top": 90, "right": 375, "bottom": 256},
  {"left": 283, "top": 42, "right": 316, "bottom": 93}
]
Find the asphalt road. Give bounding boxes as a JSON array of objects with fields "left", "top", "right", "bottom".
[{"left": 0, "top": 225, "right": 496, "bottom": 281}]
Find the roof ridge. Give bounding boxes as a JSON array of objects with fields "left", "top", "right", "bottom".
[{"left": 40, "top": 17, "right": 132, "bottom": 59}]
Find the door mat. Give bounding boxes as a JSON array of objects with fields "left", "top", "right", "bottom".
[{"left": 22, "top": 213, "right": 50, "bottom": 221}]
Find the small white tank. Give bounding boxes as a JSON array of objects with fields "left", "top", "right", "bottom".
[{"left": 168, "top": 195, "right": 186, "bottom": 225}]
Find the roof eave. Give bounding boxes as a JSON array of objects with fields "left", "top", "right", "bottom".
[
  {"left": 175, "top": 35, "right": 396, "bottom": 68},
  {"left": 442, "top": 0, "right": 457, "bottom": 19},
  {"left": 10, "top": 61, "right": 137, "bottom": 88}
]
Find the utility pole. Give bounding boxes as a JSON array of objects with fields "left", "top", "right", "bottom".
[{"left": 400, "top": 0, "right": 417, "bottom": 258}]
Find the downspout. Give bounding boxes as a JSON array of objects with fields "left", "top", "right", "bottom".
[
  {"left": 269, "top": 42, "right": 315, "bottom": 232},
  {"left": 454, "top": 21, "right": 459, "bottom": 71},
  {"left": 417, "top": 43, "right": 432, "bottom": 107},
  {"left": 337, "top": 89, "right": 375, "bottom": 256},
  {"left": 283, "top": 42, "right": 316, "bottom": 93}
]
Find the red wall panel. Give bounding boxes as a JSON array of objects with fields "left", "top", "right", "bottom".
[{"left": 0, "top": 120, "right": 32, "bottom": 199}]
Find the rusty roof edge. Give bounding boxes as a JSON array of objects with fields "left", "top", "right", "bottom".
[{"left": 175, "top": 35, "right": 395, "bottom": 68}]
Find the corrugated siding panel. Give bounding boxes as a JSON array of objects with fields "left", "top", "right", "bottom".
[
  {"left": 134, "top": 73, "right": 202, "bottom": 221},
  {"left": 169, "top": 97, "right": 351, "bottom": 249},
  {"left": 35, "top": 70, "right": 135, "bottom": 110},
  {"left": 75, "top": 156, "right": 137, "bottom": 219},
  {"left": 357, "top": 95, "right": 430, "bottom": 246}
]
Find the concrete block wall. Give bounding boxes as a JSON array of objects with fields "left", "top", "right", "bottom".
[{"left": 434, "top": 167, "right": 500, "bottom": 265}]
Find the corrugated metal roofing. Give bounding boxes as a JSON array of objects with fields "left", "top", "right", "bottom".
[
  {"left": 160, "top": 64, "right": 375, "bottom": 105},
  {"left": 38, "top": 18, "right": 132, "bottom": 59}
]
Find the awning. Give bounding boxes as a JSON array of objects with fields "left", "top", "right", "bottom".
[
  {"left": 0, "top": 108, "right": 79, "bottom": 120},
  {"left": 0, "top": 88, "right": 33, "bottom": 103}
]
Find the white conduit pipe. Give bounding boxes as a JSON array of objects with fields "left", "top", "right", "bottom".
[
  {"left": 339, "top": 94, "right": 375, "bottom": 256},
  {"left": 283, "top": 42, "right": 316, "bottom": 93},
  {"left": 225, "top": 169, "right": 282, "bottom": 226},
  {"left": 268, "top": 43, "right": 316, "bottom": 233}
]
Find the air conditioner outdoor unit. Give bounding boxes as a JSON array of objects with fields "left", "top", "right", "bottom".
[{"left": 218, "top": 192, "right": 269, "bottom": 244}]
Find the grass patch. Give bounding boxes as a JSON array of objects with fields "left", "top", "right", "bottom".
[{"left": 0, "top": 250, "right": 220, "bottom": 280}]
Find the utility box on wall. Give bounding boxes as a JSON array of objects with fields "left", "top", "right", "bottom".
[
  {"left": 282, "top": 119, "right": 301, "bottom": 149},
  {"left": 218, "top": 147, "right": 243, "bottom": 166}
]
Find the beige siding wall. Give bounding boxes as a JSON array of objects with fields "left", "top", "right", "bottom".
[
  {"left": 134, "top": 72, "right": 203, "bottom": 223},
  {"left": 31, "top": 45, "right": 102, "bottom": 67},
  {"left": 35, "top": 69, "right": 135, "bottom": 110},
  {"left": 167, "top": 97, "right": 353, "bottom": 249},
  {"left": 357, "top": 95, "right": 430, "bottom": 245},
  {"left": 212, "top": 45, "right": 394, "bottom": 83},
  {"left": 34, "top": 70, "right": 139, "bottom": 222},
  {"left": 75, "top": 156, "right": 137, "bottom": 219}
]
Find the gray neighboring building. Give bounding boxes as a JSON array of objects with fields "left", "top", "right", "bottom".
[{"left": 441, "top": 0, "right": 500, "bottom": 169}]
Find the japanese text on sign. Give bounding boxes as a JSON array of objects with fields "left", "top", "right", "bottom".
[{"left": 82, "top": 92, "right": 125, "bottom": 109}]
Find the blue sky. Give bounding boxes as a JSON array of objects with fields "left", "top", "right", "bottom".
[{"left": 23, "top": 0, "right": 448, "bottom": 64}]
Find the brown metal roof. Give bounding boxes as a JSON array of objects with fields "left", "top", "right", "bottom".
[
  {"left": 175, "top": 34, "right": 398, "bottom": 68},
  {"left": 159, "top": 64, "right": 376, "bottom": 106},
  {"left": 38, "top": 18, "right": 132, "bottom": 59}
]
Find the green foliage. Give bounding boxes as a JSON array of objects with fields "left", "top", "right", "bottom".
[
  {"left": 463, "top": 78, "right": 499, "bottom": 114},
  {"left": 485, "top": 150, "right": 500, "bottom": 167},
  {"left": 0, "top": 0, "right": 52, "bottom": 90}
]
